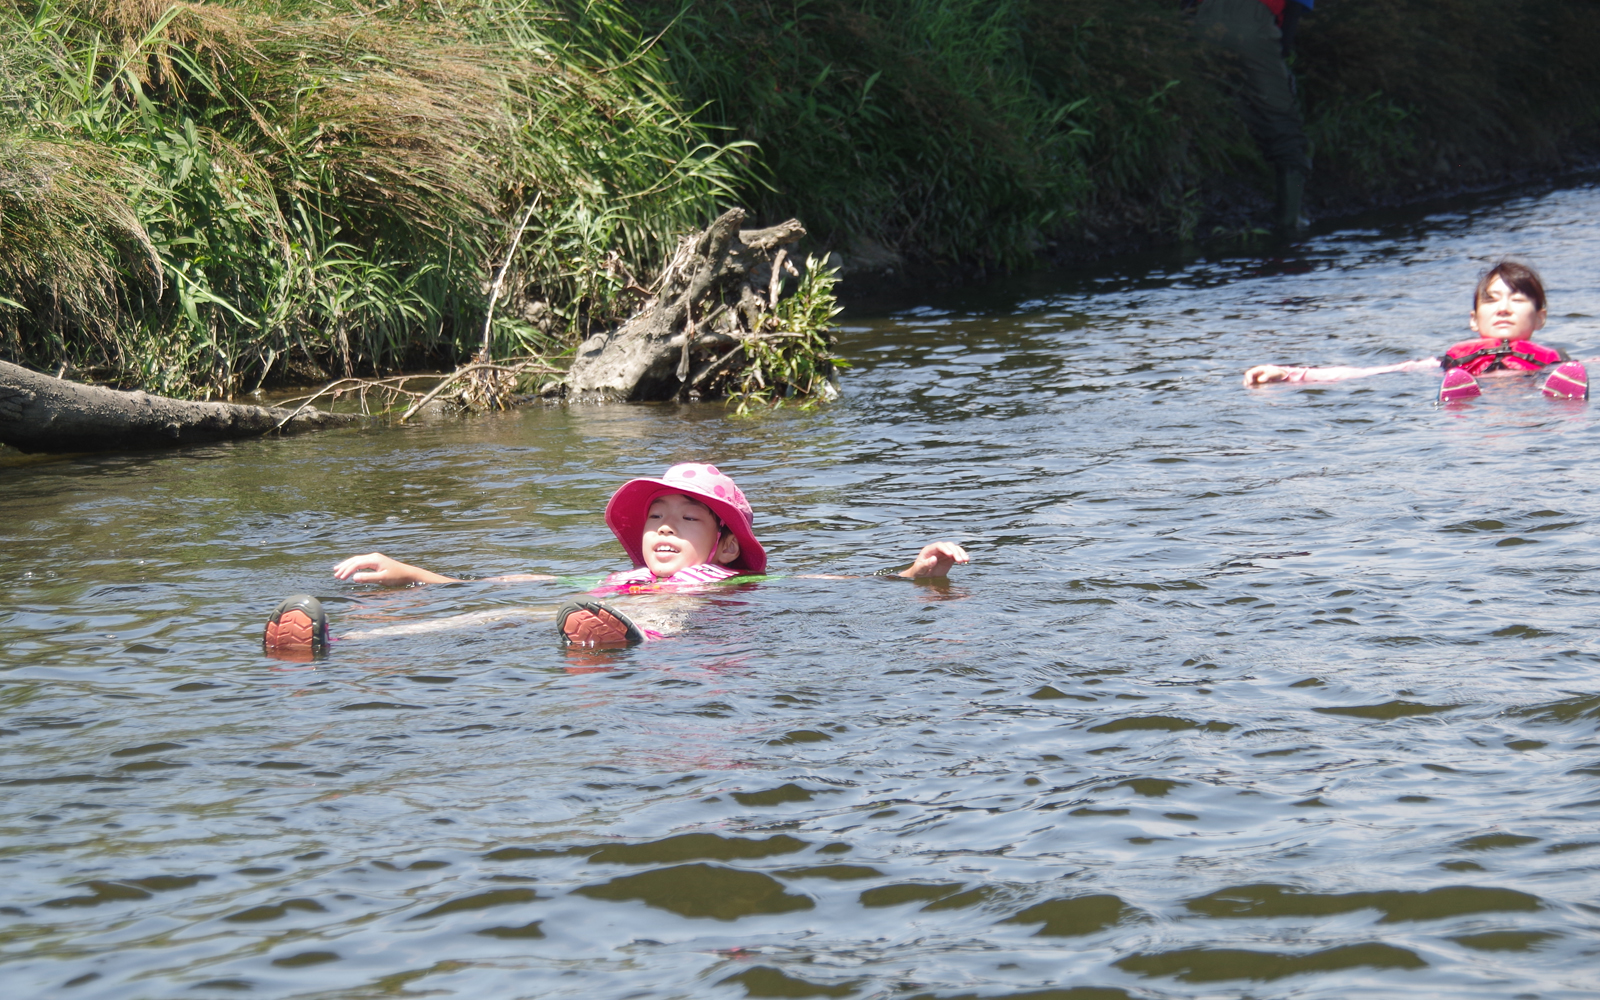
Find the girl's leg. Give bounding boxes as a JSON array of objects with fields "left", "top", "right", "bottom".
[
  {"left": 262, "top": 591, "right": 690, "bottom": 660},
  {"left": 261, "top": 594, "right": 562, "bottom": 661}
]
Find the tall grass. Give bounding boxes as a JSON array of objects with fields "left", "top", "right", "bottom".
[
  {"left": 1297, "top": 1, "right": 1600, "bottom": 195},
  {"left": 632, "top": 1, "right": 1600, "bottom": 264},
  {"left": 626, "top": 0, "right": 1098, "bottom": 271},
  {"left": 1021, "top": 3, "right": 1239, "bottom": 240},
  {"left": 0, "top": 0, "right": 749, "bottom": 397},
  {"left": 625, "top": 1, "right": 1233, "bottom": 259}
]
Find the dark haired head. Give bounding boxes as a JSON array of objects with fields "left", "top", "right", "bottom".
[{"left": 1474, "top": 260, "right": 1546, "bottom": 312}]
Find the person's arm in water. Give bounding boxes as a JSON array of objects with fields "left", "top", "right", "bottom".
[
  {"left": 1244, "top": 357, "right": 1441, "bottom": 386},
  {"left": 332, "top": 552, "right": 557, "bottom": 586},
  {"left": 899, "top": 541, "right": 969, "bottom": 578},
  {"left": 792, "top": 541, "right": 971, "bottom": 581}
]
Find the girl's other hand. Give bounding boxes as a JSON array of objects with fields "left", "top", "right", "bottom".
[
  {"left": 1244, "top": 364, "right": 1291, "bottom": 386},
  {"left": 332, "top": 552, "right": 457, "bottom": 585},
  {"left": 900, "top": 542, "right": 970, "bottom": 579}
]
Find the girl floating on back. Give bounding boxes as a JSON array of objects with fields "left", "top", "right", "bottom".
[
  {"left": 1243, "top": 261, "right": 1589, "bottom": 401},
  {"left": 263, "top": 463, "right": 968, "bottom": 656}
]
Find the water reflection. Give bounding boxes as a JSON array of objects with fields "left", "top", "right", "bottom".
[{"left": 4, "top": 180, "right": 1600, "bottom": 998}]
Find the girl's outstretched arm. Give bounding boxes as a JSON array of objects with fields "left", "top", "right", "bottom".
[
  {"left": 790, "top": 542, "right": 972, "bottom": 580},
  {"left": 1244, "top": 358, "right": 1441, "bottom": 386},
  {"left": 333, "top": 553, "right": 558, "bottom": 585},
  {"left": 334, "top": 552, "right": 459, "bottom": 585},
  {"left": 899, "top": 542, "right": 970, "bottom": 579}
]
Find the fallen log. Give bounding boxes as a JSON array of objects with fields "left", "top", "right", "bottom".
[
  {"left": 0, "top": 360, "right": 362, "bottom": 454},
  {"left": 566, "top": 208, "right": 813, "bottom": 401}
]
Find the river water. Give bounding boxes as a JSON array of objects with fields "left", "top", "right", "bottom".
[{"left": 6, "top": 180, "right": 1600, "bottom": 999}]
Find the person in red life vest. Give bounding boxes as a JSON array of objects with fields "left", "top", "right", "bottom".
[
  {"left": 1243, "top": 260, "right": 1586, "bottom": 387},
  {"left": 1190, "top": 0, "right": 1316, "bottom": 233}
]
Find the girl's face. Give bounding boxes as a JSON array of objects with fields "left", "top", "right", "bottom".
[
  {"left": 1470, "top": 276, "right": 1547, "bottom": 342},
  {"left": 640, "top": 493, "right": 739, "bottom": 576}
]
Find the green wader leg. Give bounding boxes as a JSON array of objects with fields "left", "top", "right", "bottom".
[
  {"left": 1275, "top": 165, "right": 1306, "bottom": 232},
  {"left": 1195, "top": 0, "right": 1311, "bottom": 231}
]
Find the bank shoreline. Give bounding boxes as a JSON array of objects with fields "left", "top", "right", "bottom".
[{"left": 831, "top": 157, "right": 1600, "bottom": 309}]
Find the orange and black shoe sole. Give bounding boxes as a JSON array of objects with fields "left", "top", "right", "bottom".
[
  {"left": 263, "top": 594, "right": 329, "bottom": 661},
  {"left": 557, "top": 600, "right": 645, "bottom": 646}
]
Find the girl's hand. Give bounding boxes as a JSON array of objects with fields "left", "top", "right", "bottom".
[
  {"left": 899, "top": 542, "right": 970, "bottom": 579},
  {"left": 1244, "top": 364, "right": 1291, "bottom": 386},
  {"left": 333, "top": 552, "right": 458, "bottom": 586}
]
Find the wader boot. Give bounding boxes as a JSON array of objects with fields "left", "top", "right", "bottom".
[
  {"left": 1275, "top": 166, "right": 1307, "bottom": 234},
  {"left": 1196, "top": 0, "right": 1312, "bottom": 232}
]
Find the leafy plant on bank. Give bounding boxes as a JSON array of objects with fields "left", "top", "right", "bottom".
[{"left": 729, "top": 255, "right": 847, "bottom": 415}]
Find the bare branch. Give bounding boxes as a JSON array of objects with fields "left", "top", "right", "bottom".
[{"left": 479, "top": 195, "right": 541, "bottom": 360}]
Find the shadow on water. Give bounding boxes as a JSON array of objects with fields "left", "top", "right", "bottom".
[
  {"left": 5, "top": 179, "right": 1600, "bottom": 998},
  {"left": 841, "top": 167, "right": 1600, "bottom": 321}
]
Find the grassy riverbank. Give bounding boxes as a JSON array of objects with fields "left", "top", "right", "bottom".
[
  {"left": 5, "top": 1, "right": 1600, "bottom": 397},
  {"left": 1, "top": 0, "right": 748, "bottom": 397}
]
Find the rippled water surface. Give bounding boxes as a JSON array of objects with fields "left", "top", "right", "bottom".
[{"left": 7, "top": 182, "right": 1600, "bottom": 1000}]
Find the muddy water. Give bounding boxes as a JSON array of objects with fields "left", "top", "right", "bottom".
[{"left": 6, "top": 182, "right": 1600, "bottom": 1000}]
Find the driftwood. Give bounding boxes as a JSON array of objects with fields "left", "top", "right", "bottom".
[
  {"left": 267, "top": 358, "right": 563, "bottom": 427},
  {"left": 566, "top": 208, "right": 807, "bottom": 401},
  {"left": 0, "top": 360, "right": 361, "bottom": 454}
]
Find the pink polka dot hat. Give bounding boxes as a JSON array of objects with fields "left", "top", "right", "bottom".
[{"left": 604, "top": 463, "right": 767, "bottom": 574}]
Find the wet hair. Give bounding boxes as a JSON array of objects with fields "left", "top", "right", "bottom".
[{"left": 1474, "top": 260, "right": 1547, "bottom": 312}]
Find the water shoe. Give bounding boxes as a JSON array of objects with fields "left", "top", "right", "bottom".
[
  {"left": 557, "top": 600, "right": 645, "bottom": 646},
  {"left": 263, "top": 594, "right": 328, "bottom": 660},
  {"left": 1542, "top": 360, "right": 1588, "bottom": 399},
  {"left": 1437, "top": 368, "right": 1481, "bottom": 403}
]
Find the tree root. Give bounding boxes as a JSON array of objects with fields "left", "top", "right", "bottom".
[
  {"left": 269, "top": 357, "right": 565, "bottom": 428},
  {"left": 565, "top": 208, "right": 815, "bottom": 401}
]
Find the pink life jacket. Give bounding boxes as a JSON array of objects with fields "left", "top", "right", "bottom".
[
  {"left": 591, "top": 562, "right": 743, "bottom": 596},
  {"left": 1441, "top": 338, "right": 1562, "bottom": 375}
]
